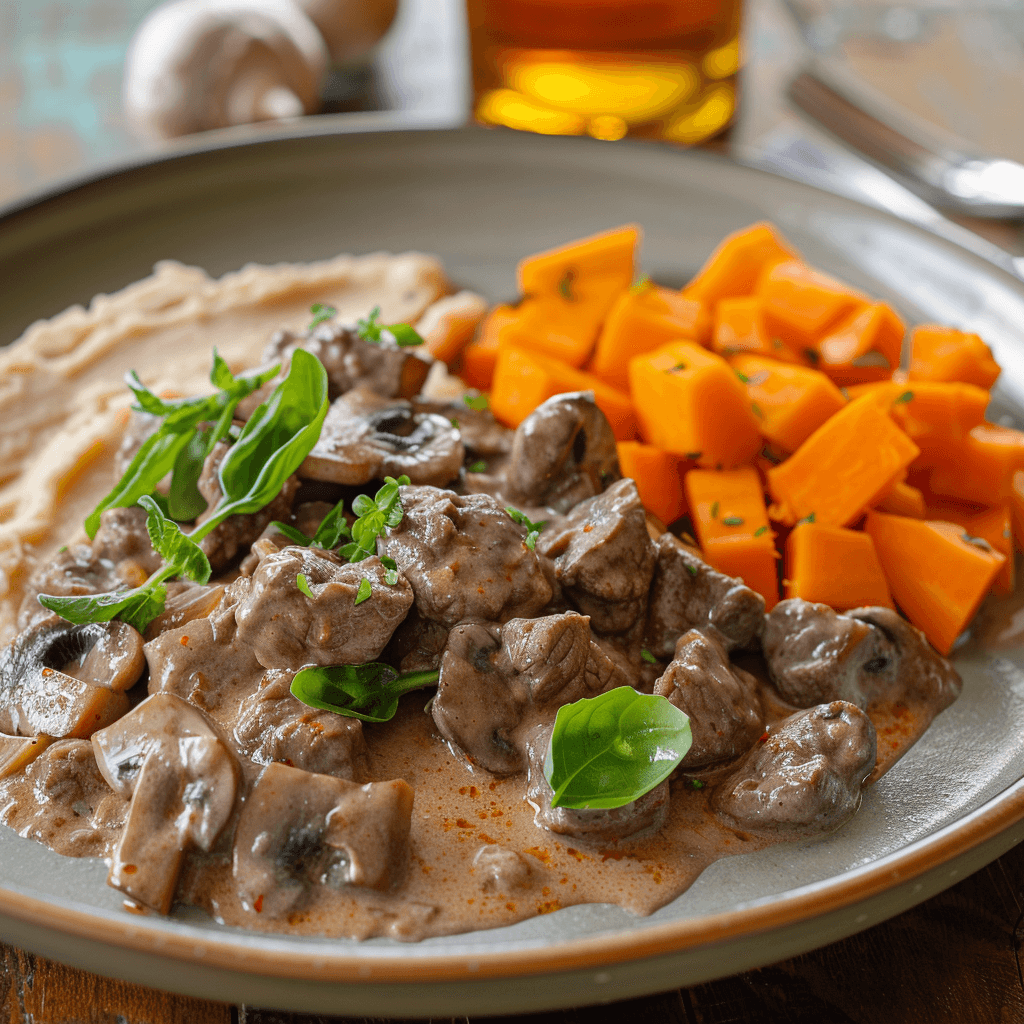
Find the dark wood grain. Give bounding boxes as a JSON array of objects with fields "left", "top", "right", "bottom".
[{"left": 6, "top": 837, "right": 1023, "bottom": 1023}]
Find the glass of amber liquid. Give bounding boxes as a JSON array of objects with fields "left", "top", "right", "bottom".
[{"left": 466, "top": 0, "right": 742, "bottom": 144}]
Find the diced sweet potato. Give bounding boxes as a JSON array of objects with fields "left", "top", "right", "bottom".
[
  {"left": 730, "top": 354, "right": 847, "bottom": 454},
  {"left": 616, "top": 441, "right": 687, "bottom": 526},
  {"left": 814, "top": 302, "right": 905, "bottom": 386},
  {"left": 684, "top": 466, "right": 778, "bottom": 608},
  {"left": 908, "top": 325, "right": 1000, "bottom": 389},
  {"left": 928, "top": 424, "right": 1024, "bottom": 503},
  {"left": 785, "top": 523, "right": 893, "bottom": 610},
  {"left": 628, "top": 341, "right": 761, "bottom": 468},
  {"left": 865, "top": 511, "right": 1005, "bottom": 654},
  {"left": 767, "top": 395, "right": 920, "bottom": 527}
]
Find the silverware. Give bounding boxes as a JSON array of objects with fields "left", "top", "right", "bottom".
[{"left": 789, "top": 64, "right": 1024, "bottom": 220}]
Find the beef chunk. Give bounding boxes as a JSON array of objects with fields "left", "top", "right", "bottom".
[
  {"left": 233, "top": 545, "right": 413, "bottom": 670},
  {"left": 645, "top": 532, "right": 765, "bottom": 659},
  {"left": 195, "top": 440, "right": 299, "bottom": 572},
  {"left": 431, "top": 611, "right": 631, "bottom": 775},
  {"left": 524, "top": 723, "right": 670, "bottom": 841},
  {"left": 232, "top": 761, "right": 414, "bottom": 917},
  {"left": 381, "top": 608, "right": 450, "bottom": 673},
  {"left": 263, "top": 320, "right": 431, "bottom": 401},
  {"left": 654, "top": 629, "right": 764, "bottom": 768},
  {"left": 537, "top": 478, "right": 656, "bottom": 635},
  {"left": 414, "top": 397, "right": 513, "bottom": 461},
  {"left": 300, "top": 389, "right": 464, "bottom": 488},
  {"left": 18, "top": 506, "right": 163, "bottom": 632},
  {"left": 713, "top": 701, "right": 876, "bottom": 835},
  {"left": 763, "top": 599, "right": 902, "bottom": 709},
  {"left": 378, "top": 486, "right": 552, "bottom": 628},
  {"left": 504, "top": 392, "right": 620, "bottom": 513},
  {"left": 233, "top": 670, "right": 369, "bottom": 780},
  {"left": 847, "top": 607, "right": 961, "bottom": 712}
]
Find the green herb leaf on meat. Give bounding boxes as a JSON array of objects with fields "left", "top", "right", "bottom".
[
  {"left": 290, "top": 663, "right": 439, "bottom": 723},
  {"left": 544, "top": 687, "right": 692, "bottom": 810},
  {"left": 505, "top": 507, "right": 546, "bottom": 550}
]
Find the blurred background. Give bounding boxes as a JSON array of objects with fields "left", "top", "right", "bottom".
[{"left": 1, "top": 0, "right": 1023, "bottom": 250}]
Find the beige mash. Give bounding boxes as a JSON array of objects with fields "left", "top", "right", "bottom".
[{"left": 0, "top": 251, "right": 460, "bottom": 642}]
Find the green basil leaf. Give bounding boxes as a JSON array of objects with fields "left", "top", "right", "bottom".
[
  {"left": 544, "top": 687, "right": 692, "bottom": 810},
  {"left": 139, "top": 495, "right": 211, "bottom": 585},
  {"left": 355, "top": 306, "right": 383, "bottom": 343},
  {"left": 354, "top": 578, "right": 372, "bottom": 605},
  {"left": 209, "top": 349, "right": 235, "bottom": 390},
  {"left": 338, "top": 541, "right": 372, "bottom": 562},
  {"left": 86, "top": 427, "right": 195, "bottom": 538},
  {"left": 290, "top": 663, "right": 439, "bottom": 723},
  {"left": 167, "top": 427, "right": 210, "bottom": 521},
  {"left": 209, "top": 349, "right": 329, "bottom": 523},
  {"left": 271, "top": 521, "right": 312, "bottom": 546},
  {"left": 309, "top": 303, "right": 337, "bottom": 330},
  {"left": 125, "top": 371, "right": 178, "bottom": 416},
  {"left": 296, "top": 573, "right": 314, "bottom": 598},
  {"left": 39, "top": 581, "right": 168, "bottom": 632},
  {"left": 352, "top": 494, "right": 376, "bottom": 518},
  {"left": 385, "top": 323, "right": 425, "bottom": 347},
  {"left": 311, "top": 500, "right": 350, "bottom": 549},
  {"left": 463, "top": 393, "right": 489, "bottom": 411}
]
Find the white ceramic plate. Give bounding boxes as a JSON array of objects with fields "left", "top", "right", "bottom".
[{"left": 3, "top": 125, "right": 1024, "bottom": 1017}]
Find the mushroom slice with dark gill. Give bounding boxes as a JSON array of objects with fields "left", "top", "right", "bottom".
[
  {"left": 645, "top": 532, "right": 766, "bottom": 660},
  {"left": 503, "top": 392, "right": 620, "bottom": 513},
  {"left": 712, "top": 701, "right": 876, "bottom": 836},
  {"left": 763, "top": 599, "right": 902, "bottom": 709},
  {"left": 0, "top": 620, "right": 141, "bottom": 739},
  {"left": 91, "top": 692, "right": 240, "bottom": 913},
  {"left": 232, "top": 761, "right": 414, "bottom": 918},
  {"left": 378, "top": 486, "right": 552, "bottom": 628},
  {"left": 537, "top": 477, "right": 656, "bottom": 636},
  {"left": 524, "top": 722, "right": 671, "bottom": 842},
  {"left": 654, "top": 628, "right": 765, "bottom": 768},
  {"left": 233, "top": 545, "right": 413, "bottom": 670},
  {"left": 300, "top": 388, "right": 464, "bottom": 487}
]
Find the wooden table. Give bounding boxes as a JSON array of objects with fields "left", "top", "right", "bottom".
[{"left": 4, "top": 0, "right": 1024, "bottom": 1020}]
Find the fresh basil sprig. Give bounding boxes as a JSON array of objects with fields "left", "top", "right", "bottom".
[
  {"left": 355, "top": 306, "right": 425, "bottom": 348},
  {"left": 87, "top": 352, "right": 279, "bottom": 536},
  {"left": 340, "top": 475, "right": 411, "bottom": 562},
  {"left": 271, "top": 497, "right": 353, "bottom": 551},
  {"left": 290, "top": 662, "right": 439, "bottom": 723},
  {"left": 544, "top": 687, "right": 692, "bottom": 810},
  {"left": 40, "top": 352, "right": 329, "bottom": 633},
  {"left": 308, "top": 303, "right": 337, "bottom": 330},
  {"left": 505, "top": 507, "right": 546, "bottom": 550}
]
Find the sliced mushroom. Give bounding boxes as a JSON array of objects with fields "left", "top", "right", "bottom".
[
  {"left": 92, "top": 692, "right": 240, "bottom": 913},
  {"left": 232, "top": 761, "right": 414, "bottom": 918},
  {"left": 0, "top": 620, "right": 134, "bottom": 738},
  {"left": 300, "top": 389, "right": 464, "bottom": 488},
  {"left": 0, "top": 733, "right": 53, "bottom": 779},
  {"left": 504, "top": 392, "right": 621, "bottom": 513}
]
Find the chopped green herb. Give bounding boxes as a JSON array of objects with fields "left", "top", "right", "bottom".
[
  {"left": 689, "top": 779, "right": 705, "bottom": 790},
  {"left": 761, "top": 446, "right": 783, "bottom": 465},
  {"left": 58, "top": 545, "right": 67, "bottom": 553},
  {"left": 894, "top": 390, "right": 915, "bottom": 405},
  {"left": 467, "top": 460, "right": 488, "bottom": 473},
  {"left": 797, "top": 512, "right": 816, "bottom": 525},
  {"left": 721, "top": 515, "right": 744, "bottom": 527},
  {"left": 772, "top": 338, "right": 783, "bottom": 349},
  {"left": 544, "top": 687, "right": 692, "bottom": 810},
  {"left": 271, "top": 521, "right": 312, "bottom": 546},
  {"left": 355, "top": 306, "right": 425, "bottom": 347},
  {"left": 751, "top": 402, "right": 764, "bottom": 419},
  {"left": 630, "top": 274, "right": 652, "bottom": 295},
  {"left": 754, "top": 525, "right": 768, "bottom": 537},
  {"left": 840, "top": 387, "right": 851, "bottom": 400},
  {"left": 686, "top": 563, "right": 698, "bottom": 577},
  {"left": 380, "top": 554, "right": 400, "bottom": 586},
  {"left": 735, "top": 370, "right": 750, "bottom": 384},
  {"left": 710, "top": 501, "right": 720, "bottom": 519},
  {"left": 640, "top": 648, "right": 657, "bottom": 665},
  {"left": 669, "top": 361, "right": 688, "bottom": 373},
  {"left": 506, "top": 507, "right": 546, "bottom": 550},
  {"left": 354, "top": 578, "right": 372, "bottom": 605},
  {"left": 558, "top": 268, "right": 576, "bottom": 301},
  {"left": 685, "top": 451, "right": 703, "bottom": 461},
  {"left": 296, "top": 573, "right": 314, "bottom": 599},
  {"left": 450, "top": 417, "right": 460, "bottom": 428},
  {"left": 308, "top": 303, "right": 337, "bottom": 330},
  {"left": 463, "top": 393, "right": 489, "bottom": 411},
  {"left": 340, "top": 475, "right": 410, "bottom": 563}
]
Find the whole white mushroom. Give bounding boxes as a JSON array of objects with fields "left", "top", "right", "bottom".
[{"left": 123, "top": 0, "right": 397, "bottom": 140}]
